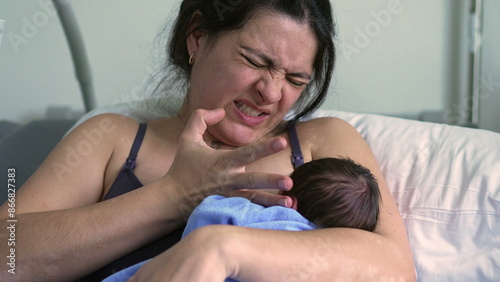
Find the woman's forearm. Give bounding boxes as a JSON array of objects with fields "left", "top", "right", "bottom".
[
  {"left": 224, "top": 226, "right": 416, "bottom": 281},
  {"left": 0, "top": 181, "right": 184, "bottom": 281}
]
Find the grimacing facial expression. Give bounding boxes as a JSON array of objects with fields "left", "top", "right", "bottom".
[{"left": 186, "top": 11, "right": 318, "bottom": 146}]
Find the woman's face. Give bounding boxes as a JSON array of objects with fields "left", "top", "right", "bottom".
[{"left": 184, "top": 11, "right": 318, "bottom": 146}]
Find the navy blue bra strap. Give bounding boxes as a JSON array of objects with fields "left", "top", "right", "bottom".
[
  {"left": 288, "top": 123, "right": 304, "bottom": 169},
  {"left": 124, "top": 123, "right": 147, "bottom": 170}
]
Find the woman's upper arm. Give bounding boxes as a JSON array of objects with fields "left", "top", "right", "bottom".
[
  {"left": 2, "top": 114, "right": 136, "bottom": 216},
  {"left": 305, "top": 117, "right": 409, "bottom": 238}
]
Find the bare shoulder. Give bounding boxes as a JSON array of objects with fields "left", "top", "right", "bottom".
[
  {"left": 298, "top": 116, "right": 357, "bottom": 134},
  {"left": 63, "top": 113, "right": 144, "bottom": 158},
  {"left": 0, "top": 113, "right": 141, "bottom": 215},
  {"left": 58, "top": 113, "right": 142, "bottom": 165},
  {"left": 295, "top": 117, "right": 365, "bottom": 159},
  {"left": 68, "top": 113, "right": 140, "bottom": 140}
]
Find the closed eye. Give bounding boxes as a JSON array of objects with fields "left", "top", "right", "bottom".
[
  {"left": 287, "top": 77, "right": 307, "bottom": 88},
  {"left": 242, "top": 52, "right": 308, "bottom": 88},
  {"left": 243, "top": 55, "right": 265, "bottom": 68}
]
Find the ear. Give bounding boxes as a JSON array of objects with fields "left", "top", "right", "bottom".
[{"left": 186, "top": 11, "right": 206, "bottom": 56}]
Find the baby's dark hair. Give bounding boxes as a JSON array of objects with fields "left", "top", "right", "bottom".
[{"left": 284, "top": 157, "right": 381, "bottom": 231}]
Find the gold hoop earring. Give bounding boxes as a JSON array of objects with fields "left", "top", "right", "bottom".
[{"left": 189, "top": 53, "right": 196, "bottom": 65}]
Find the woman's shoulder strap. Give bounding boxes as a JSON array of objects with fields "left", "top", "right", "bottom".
[
  {"left": 124, "top": 123, "right": 147, "bottom": 170},
  {"left": 287, "top": 123, "right": 304, "bottom": 169}
]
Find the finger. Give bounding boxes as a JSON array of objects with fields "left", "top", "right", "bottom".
[
  {"left": 231, "top": 190, "right": 294, "bottom": 208},
  {"left": 229, "top": 172, "right": 293, "bottom": 191},
  {"left": 290, "top": 196, "right": 298, "bottom": 210},
  {"left": 183, "top": 108, "right": 225, "bottom": 140},
  {"left": 278, "top": 190, "right": 298, "bottom": 210},
  {"left": 227, "top": 137, "right": 287, "bottom": 167}
]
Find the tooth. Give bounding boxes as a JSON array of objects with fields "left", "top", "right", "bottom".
[{"left": 237, "top": 103, "right": 262, "bottom": 117}]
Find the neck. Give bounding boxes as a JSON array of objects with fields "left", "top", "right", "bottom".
[
  {"left": 176, "top": 102, "right": 191, "bottom": 127},
  {"left": 175, "top": 111, "right": 227, "bottom": 149}
]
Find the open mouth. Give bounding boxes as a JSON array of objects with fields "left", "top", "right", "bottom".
[{"left": 235, "top": 101, "right": 266, "bottom": 117}]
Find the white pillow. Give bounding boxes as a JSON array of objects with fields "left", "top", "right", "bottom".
[
  {"left": 72, "top": 105, "right": 500, "bottom": 281},
  {"left": 311, "top": 110, "right": 500, "bottom": 281}
]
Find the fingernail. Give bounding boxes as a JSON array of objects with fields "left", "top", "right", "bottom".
[
  {"left": 272, "top": 139, "right": 284, "bottom": 151},
  {"left": 278, "top": 179, "right": 287, "bottom": 189},
  {"left": 279, "top": 198, "right": 288, "bottom": 208}
]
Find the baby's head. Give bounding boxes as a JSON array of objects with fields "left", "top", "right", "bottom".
[{"left": 283, "top": 157, "right": 381, "bottom": 231}]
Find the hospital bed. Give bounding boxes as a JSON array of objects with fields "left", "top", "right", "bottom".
[{"left": 0, "top": 1, "right": 499, "bottom": 281}]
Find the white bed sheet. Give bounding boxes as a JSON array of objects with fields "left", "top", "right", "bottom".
[{"left": 72, "top": 106, "right": 500, "bottom": 281}]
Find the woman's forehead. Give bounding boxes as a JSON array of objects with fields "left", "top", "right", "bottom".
[{"left": 230, "top": 11, "right": 318, "bottom": 73}]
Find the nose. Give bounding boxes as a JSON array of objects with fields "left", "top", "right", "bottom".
[{"left": 254, "top": 70, "right": 284, "bottom": 105}]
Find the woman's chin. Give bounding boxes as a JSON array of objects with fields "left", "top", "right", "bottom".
[{"left": 209, "top": 123, "right": 270, "bottom": 147}]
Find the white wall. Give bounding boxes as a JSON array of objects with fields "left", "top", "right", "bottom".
[
  {"left": 478, "top": 0, "right": 500, "bottom": 132},
  {"left": 0, "top": 0, "right": 175, "bottom": 123},
  {"left": 0, "top": 0, "right": 498, "bottom": 132},
  {"left": 331, "top": 0, "right": 471, "bottom": 119}
]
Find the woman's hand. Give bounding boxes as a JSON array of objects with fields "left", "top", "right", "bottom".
[
  {"left": 128, "top": 225, "right": 234, "bottom": 282},
  {"left": 162, "top": 109, "right": 294, "bottom": 219}
]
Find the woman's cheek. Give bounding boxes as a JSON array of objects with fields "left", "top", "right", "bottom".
[{"left": 282, "top": 89, "right": 301, "bottom": 110}]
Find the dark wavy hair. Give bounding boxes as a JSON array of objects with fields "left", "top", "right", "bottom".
[
  {"left": 149, "top": 0, "right": 336, "bottom": 126},
  {"left": 284, "top": 157, "right": 381, "bottom": 231}
]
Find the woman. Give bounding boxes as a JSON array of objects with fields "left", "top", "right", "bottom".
[{"left": 0, "top": 0, "right": 415, "bottom": 281}]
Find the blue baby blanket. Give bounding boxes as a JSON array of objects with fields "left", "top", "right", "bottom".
[{"left": 103, "top": 195, "right": 315, "bottom": 281}]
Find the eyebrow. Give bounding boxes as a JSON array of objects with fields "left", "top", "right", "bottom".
[{"left": 240, "top": 46, "right": 312, "bottom": 80}]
